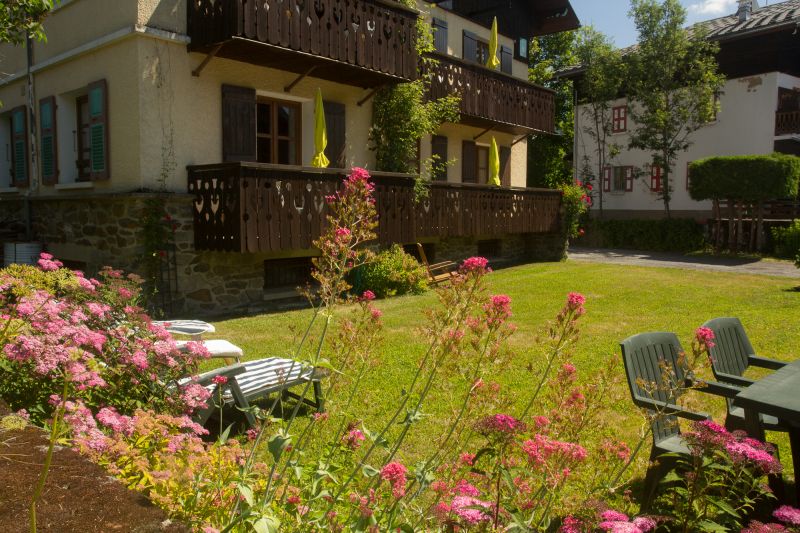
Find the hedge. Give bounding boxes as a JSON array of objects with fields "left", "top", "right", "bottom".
[
  {"left": 583, "top": 218, "right": 705, "bottom": 253},
  {"left": 689, "top": 153, "right": 800, "bottom": 201}
]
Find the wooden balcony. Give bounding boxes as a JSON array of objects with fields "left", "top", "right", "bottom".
[
  {"left": 187, "top": 0, "right": 418, "bottom": 87},
  {"left": 188, "top": 163, "right": 562, "bottom": 253},
  {"left": 424, "top": 52, "right": 556, "bottom": 134},
  {"left": 776, "top": 110, "right": 800, "bottom": 136}
]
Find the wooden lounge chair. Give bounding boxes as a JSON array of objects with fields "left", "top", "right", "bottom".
[
  {"left": 702, "top": 317, "right": 788, "bottom": 432},
  {"left": 621, "top": 332, "right": 742, "bottom": 511},
  {"left": 416, "top": 243, "right": 455, "bottom": 285},
  {"left": 189, "top": 357, "right": 325, "bottom": 429}
]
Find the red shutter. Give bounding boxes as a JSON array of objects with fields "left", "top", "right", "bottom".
[
  {"left": 650, "top": 166, "right": 661, "bottom": 192},
  {"left": 625, "top": 167, "right": 634, "bottom": 192},
  {"left": 40, "top": 96, "right": 58, "bottom": 185},
  {"left": 603, "top": 167, "right": 611, "bottom": 192}
]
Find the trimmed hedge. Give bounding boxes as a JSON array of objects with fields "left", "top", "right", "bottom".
[
  {"left": 584, "top": 218, "right": 705, "bottom": 253},
  {"left": 771, "top": 220, "right": 800, "bottom": 259},
  {"left": 689, "top": 153, "right": 800, "bottom": 201}
]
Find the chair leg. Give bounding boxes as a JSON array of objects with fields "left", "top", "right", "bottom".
[
  {"left": 641, "top": 449, "right": 668, "bottom": 513},
  {"left": 228, "top": 379, "right": 257, "bottom": 428},
  {"left": 313, "top": 380, "right": 325, "bottom": 413}
]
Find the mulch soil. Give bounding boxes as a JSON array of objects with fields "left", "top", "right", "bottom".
[{"left": 0, "top": 403, "right": 188, "bottom": 533}]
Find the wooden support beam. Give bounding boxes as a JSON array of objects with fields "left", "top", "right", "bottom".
[
  {"left": 472, "top": 126, "right": 494, "bottom": 141},
  {"left": 511, "top": 134, "right": 528, "bottom": 146},
  {"left": 284, "top": 65, "right": 318, "bottom": 93},
  {"left": 192, "top": 44, "right": 223, "bottom": 77},
  {"left": 357, "top": 86, "right": 383, "bottom": 107}
]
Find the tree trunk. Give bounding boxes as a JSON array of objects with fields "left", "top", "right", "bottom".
[
  {"left": 727, "top": 199, "right": 736, "bottom": 253},
  {"left": 756, "top": 201, "right": 765, "bottom": 252},
  {"left": 712, "top": 198, "right": 721, "bottom": 254},
  {"left": 735, "top": 200, "right": 744, "bottom": 254}
]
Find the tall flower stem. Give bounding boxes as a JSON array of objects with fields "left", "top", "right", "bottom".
[{"left": 29, "top": 377, "right": 69, "bottom": 533}]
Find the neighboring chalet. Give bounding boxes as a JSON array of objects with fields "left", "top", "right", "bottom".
[
  {"left": 563, "top": 0, "right": 800, "bottom": 220},
  {"left": 0, "top": 0, "right": 578, "bottom": 314}
]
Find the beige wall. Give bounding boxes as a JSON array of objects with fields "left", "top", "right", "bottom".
[{"left": 419, "top": 124, "right": 527, "bottom": 187}]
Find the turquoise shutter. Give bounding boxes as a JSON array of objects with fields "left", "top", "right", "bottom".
[
  {"left": 88, "top": 79, "right": 109, "bottom": 180},
  {"left": 39, "top": 96, "right": 58, "bottom": 184},
  {"left": 11, "top": 106, "right": 28, "bottom": 186}
]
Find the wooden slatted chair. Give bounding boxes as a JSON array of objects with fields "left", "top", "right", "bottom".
[
  {"left": 621, "top": 332, "right": 741, "bottom": 511},
  {"left": 702, "top": 317, "right": 788, "bottom": 433},
  {"left": 416, "top": 243, "right": 455, "bottom": 285},
  {"left": 190, "top": 357, "right": 325, "bottom": 429}
]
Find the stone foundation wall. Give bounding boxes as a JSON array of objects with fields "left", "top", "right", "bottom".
[{"left": 0, "top": 193, "right": 567, "bottom": 317}]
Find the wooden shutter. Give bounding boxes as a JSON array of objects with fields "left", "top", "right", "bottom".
[
  {"left": 431, "top": 134, "right": 448, "bottom": 181},
  {"left": 650, "top": 165, "right": 661, "bottom": 192},
  {"left": 433, "top": 18, "right": 448, "bottom": 54},
  {"left": 602, "top": 166, "right": 611, "bottom": 192},
  {"left": 463, "top": 31, "right": 477, "bottom": 62},
  {"left": 324, "top": 100, "right": 346, "bottom": 168},
  {"left": 87, "top": 79, "right": 109, "bottom": 180},
  {"left": 500, "top": 46, "right": 513, "bottom": 74},
  {"left": 39, "top": 96, "right": 58, "bottom": 185},
  {"left": 222, "top": 84, "right": 257, "bottom": 162},
  {"left": 499, "top": 145, "right": 511, "bottom": 187},
  {"left": 625, "top": 166, "right": 634, "bottom": 192},
  {"left": 461, "top": 140, "right": 477, "bottom": 183},
  {"left": 10, "top": 106, "right": 28, "bottom": 186}
]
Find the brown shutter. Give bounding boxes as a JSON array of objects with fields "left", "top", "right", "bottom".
[
  {"left": 461, "top": 140, "right": 477, "bottom": 183},
  {"left": 88, "top": 79, "right": 109, "bottom": 180},
  {"left": 222, "top": 84, "right": 256, "bottom": 162},
  {"left": 10, "top": 106, "right": 28, "bottom": 187},
  {"left": 500, "top": 45, "right": 513, "bottom": 74},
  {"left": 431, "top": 134, "right": 448, "bottom": 181},
  {"left": 500, "top": 145, "right": 511, "bottom": 187},
  {"left": 462, "top": 31, "right": 477, "bottom": 62},
  {"left": 433, "top": 18, "right": 448, "bottom": 54},
  {"left": 323, "top": 100, "right": 346, "bottom": 168},
  {"left": 39, "top": 96, "right": 58, "bottom": 185}
]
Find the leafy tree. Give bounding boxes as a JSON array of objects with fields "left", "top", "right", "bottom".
[
  {"left": 0, "top": 0, "right": 55, "bottom": 45},
  {"left": 527, "top": 30, "right": 578, "bottom": 188},
  {"left": 574, "top": 26, "right": 625, "bottom": 217},
  {"left": 627, "top": 0, "right": 725, "bottom": 218}
]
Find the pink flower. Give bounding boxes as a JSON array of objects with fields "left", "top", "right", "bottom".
[
  {"left": 343, "top": 428, "right": 365, "bottom": 450},
  {"left": 695, "top": 326, "right": 716, "bottom": 349},
  {"left": 459, "top": 256, "right": 490, "bottom": 274},
  {"left": 246, "top": 428, "right": 259, "bottom": 441},
  {"left": 117, "top": 287, "right": 134, "bottom": 299},
  {"left": 598, "top": 521, "right": 643, "bottom": 533},
  {"left": 180, "top": 382, "right": 211, "bottom": 412},
  {"left": 211, "top": 375, "right": 228, "bottom": 385},
  {"left": 600, "top": 511, "right": 630, "bottom": 522},
  {"left": 560, "top": 516, "right": 586, "bottom": 533},
  {"left": 475, "top": 413, "right": 525, "bottom": 440},
  {"left": 453, "top": 479, "right": 480, "bottom": 497},
  {"left": 725, "top": 441, "right": 781, "bottom": 475},
  {"left": 450, "top": 496, "right": 492, "bottom": 525},
  {"left": 741, "top": 522, "right": 787, "bottom": 533},
  {"left": 15, "top": 409, "right": 30, "bottom": 420},
  {"left": 566, "top": 292, "right": 586, "bottom": 310},
  {"left": 335, "top": 227, "right": 352, "bottom": 240},
  {"left": 773, "top": 506, "right": 800, "bottom": 526},
  {"left": 361, "top": 290, "right": 376, "bottom": 301},
  {"left": 459, "top": 452, "right": 476, "bottom": 465},
  {"left": 380, "top": 462, "right": 408, "bottom": 499},
  {"left": 632, "top": 517, "right": 657, "bottom": 532}
]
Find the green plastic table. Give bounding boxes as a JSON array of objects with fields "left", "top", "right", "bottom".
[{"left": 733, "top": 359, "right": 800, "bottom": 504}]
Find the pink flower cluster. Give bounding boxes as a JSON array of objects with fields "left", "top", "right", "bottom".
[
  {"left": 342, "top": 427, "right": 365, "bottom": 450},
  {"left": 684, "top": 420, "right": 781, "bottom": 475},
  {"left": 379, "top": 462, "right": 407, "bottom": 499},
  {"left": 773, "top": 505, "right": 800, "bottom": 526},
  {"left": 484, "top": 294, "right": 512, "bottom": 326},
  {"left": 566, "top": 292, "right": 586, "bottom": 315},
  {"left": 742, "top": 521, "right": 788, "bottom": 533},
  {"left": 597, "top": 511, "right": 656, "bottom": 533},
  {"left": 474, "top": 413, "right": 525, "bottom": 439},
  {"left": 37, "top": 252, "right": 63, "bottom": 272},
  {"left": 521, "top": 435, "right": 588, "bottom": 468},
  {"left": 459, "top": 256, "right": 490, "bottom": 274},
  {"left": 695, "top": 326, "right": 716, "bottom": 349},
  {"left": 435, "top": 496, "right": 493, "bottom": 526}
]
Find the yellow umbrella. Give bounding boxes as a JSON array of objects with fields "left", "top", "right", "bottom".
[
  {"left": 487, "top": 17, "right": 500, "bottom": 69},
  {"left": 488, "top": 136, "right": 501, "bottom": 186},
  {"left": 310, "top": 88, "right": 329, "bottom": 168}
]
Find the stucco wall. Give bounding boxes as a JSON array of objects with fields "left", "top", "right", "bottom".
[{"left": 574, "top": 72, "right": 786, "bottom": 216}]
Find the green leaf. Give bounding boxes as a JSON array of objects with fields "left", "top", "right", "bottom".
[
  {"left": 252, "top": 516, "right": 281, "bottom": 533},
  {"left": 238, "top": 484, "right": 254, "bottom": 506},
  {"left": 708, "top": 498, "right": 739, "bottom": 518},
  {"left": 362, "top": 464, "right": 380, "bottom": 478},
  {"left": 267, "top": 431, "right": 292, "bottom": 462},
  {"left": 697, "top": 520, "right": 729, "bottom": 532}
]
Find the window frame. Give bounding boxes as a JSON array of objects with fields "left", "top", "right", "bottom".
[
  {"left": 606, "top": 165, "right": 633, "bottom": 193},
  {"left": 612, "top": 105, "right": 627, "bottom": 133},
  {"left": 256, "top": 96, "right": 302, "bottom": 166},
  {"left": 475, "top": 144, "right": 490, "bottom": 184},
  {"left": 649, "top": 165, "right": 662, "bottom": 192}
]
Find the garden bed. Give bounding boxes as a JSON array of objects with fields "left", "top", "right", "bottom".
[{"left": 0, "top": 404, "right": 187, "bottom": 533}]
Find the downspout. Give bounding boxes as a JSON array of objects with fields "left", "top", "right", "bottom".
[{"left": 24, "top": 33, "right": 40, "bottom": 241}]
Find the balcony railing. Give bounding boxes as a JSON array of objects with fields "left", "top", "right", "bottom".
[
  {"left": 188, "top": 163, "right": 562, "bottom": 253},
  {"left": 187, "top": 0, "right": 418, "bottom": 86},
  {"left": 424, "top": 52, "right": 555, "bottom": 134},
  {"left": 775, "top": 110, "right": 800, "bottom": 135}
]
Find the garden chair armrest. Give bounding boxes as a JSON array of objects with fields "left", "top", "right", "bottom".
[
  {"left": 428, "top": 261, "right": 456, "bottom": 271},
  {"left": 713, "top": 372, "right": 756, "bottom": 387},
  {"left": 193, "top": 363, "right": 247, "bottom": 385},
  {"left": 691, "top": 378, "right": 742, "bottom": 399},
  {"left": 748, "top": 355, "right": 786, "bottom": 370},
  {"left": 635, "top": 396, "right": 711, "bottom": 421}
]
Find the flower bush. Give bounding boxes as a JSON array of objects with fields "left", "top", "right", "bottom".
[{"left": 350, "top": 244, "right": 428, "bottom": 298}]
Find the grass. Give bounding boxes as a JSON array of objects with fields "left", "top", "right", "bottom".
[{"left": 211, "top": 259, "right": 800, "bottom": 483}]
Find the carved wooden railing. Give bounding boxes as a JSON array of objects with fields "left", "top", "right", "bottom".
[
  {"left": 716, "top": 198, "right": 800, "bottom": 221},
  {"left": 188, "top": 0, "right": 418, "bottom": 81},
  {"left": 424, "top": 52, "right": 555, "bottom": 133},
  {"left": 775, "top": 110, "right": 800, "bottom": 135},
  {"left": 188, "top": 163, "right": 562, "bottom": 253}
]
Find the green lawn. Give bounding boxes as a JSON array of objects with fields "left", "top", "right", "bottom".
[{"left": 211, "top": 260, "right": 800, "bottom": 481}]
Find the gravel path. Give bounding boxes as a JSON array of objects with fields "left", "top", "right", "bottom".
[{"left": 568, "top": 247, "right": 800, "bottom": 279}]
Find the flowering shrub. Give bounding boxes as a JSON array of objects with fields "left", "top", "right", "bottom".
[{"left": 350, "top": 244, "right": 428, "bottom": 298}]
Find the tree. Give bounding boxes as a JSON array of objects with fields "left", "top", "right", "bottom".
[
  {"left": 527, "top": 30, "right": 578, "bottom": 188},
  {"left": 574, "top": 26, "right": 625, "bottom": 217},
  {"left": 0, "top": 0, "right": 55, "bottom": 45},
  {"left": 627, "top": 0, "right": 725, "bottom": 218}
]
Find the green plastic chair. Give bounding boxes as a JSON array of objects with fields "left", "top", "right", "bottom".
[
  {"left": 621, "top": 332, "right": 741, "bottom": 511},
  {"left": 702, "top": 317, "right": 788, "bottom": 432}
]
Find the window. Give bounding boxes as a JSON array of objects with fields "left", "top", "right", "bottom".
[
  {"left": 76, "top": 95, "right": 91, "bottom": 180},
  {"left": 256, "top": 98, "right": 301, "bottom": 165},
  {"left": 612, "top": 105, "right": 627, "bottom": 133},
  {"left": 10, "top": 107, "right": 28, "bottom": 186},
  {"left": 463, "top": 31, "right": 489, "bottom": 65},
  {"left": 500, "top": 45, "right": 512, "bottom": 74},
  {"left": 515, "top": 38, "right": 528, "bottom": 61},
  {"left": 649, "top": 165, "right": 662, "bottom": 192},
  {"left": 39, "top": 96, "right": 58, "bottom": 185},
  {"left": 476, "top": 145, "right": 489, "bottom": 183},
  {"left": 432, "top": 18, "right": 448, "bottom": 54},
  {"left": 603, "top": 166, "right": 633, "bottom": 192},
  {"left": 431, "top": 135, "right": 448, "bottom": 181}
]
